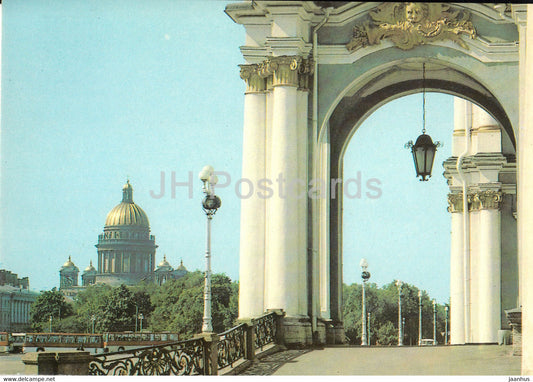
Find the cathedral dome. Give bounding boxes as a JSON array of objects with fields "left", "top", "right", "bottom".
[
  {"left": 176, "top": 259, "right": 187, "bottom": 271},
  {"left": 84, "top": 260, "right": 96, "bottom": 274},
  {"left": 104, "top": 181, "right": 150, "bottom": 227},
  {"left": 156, "top": 255, "right": 173, "bottom": 272},
  {"left": 61, "top": 256, "right": 79, "bottom": 271}
]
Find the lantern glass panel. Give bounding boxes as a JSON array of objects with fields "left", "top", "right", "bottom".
[
  {"left": 414, "top": 146, "right": 426, "bottom": 174},
  {"left": 425, "top": 146, "right": 435, "bottom": 174}
]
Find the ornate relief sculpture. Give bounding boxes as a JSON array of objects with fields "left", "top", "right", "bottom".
[
  {"left": 447, "top": 192, "right": 463, "bottom": 213},
  {"left": 346, "top": 2, "right": 476, "bottom": 51}
]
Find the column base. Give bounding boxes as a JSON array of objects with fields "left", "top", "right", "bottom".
[
  {"left": 313, "top": 320, "right": 326, "bottom": 345},
  {"left": 505, "top": 307, "right": 522, "bottom": 356},
  {"left": 322, "top": 319, "right": 346, "bottom": 344},
  {"left": 280, "top": 316, "right": 313, "bottom": 347}
]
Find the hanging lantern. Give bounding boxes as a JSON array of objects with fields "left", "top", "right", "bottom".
[
  {"left": 408, "top": 133, "right": 437, "bottom": 181},
  {"left": 405, "top": 63, "right": 441, "bottom": 181}
]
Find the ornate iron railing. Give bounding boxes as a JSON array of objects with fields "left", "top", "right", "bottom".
[
  {"left": 217, "top": 323, "right": 246, "bottom": 370},
  {"left": 88, "top": 338, "right": 207, "bottom": 375},
  {"left": 253, "top": 312, "right": 277, "bottom": 351}
]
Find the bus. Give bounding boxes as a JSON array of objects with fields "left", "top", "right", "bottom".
[
  {"left": 9, "top": 333, "right": 25, "bottom": 353},
  {"left": 23, "top": 333, "right": 104, "bottom": 353},
  {"left": 0, "top": 332, "right": 12, "bottom": 353},
  {"left": 103, "top": 332, "right": 179, "bottom": 352}
]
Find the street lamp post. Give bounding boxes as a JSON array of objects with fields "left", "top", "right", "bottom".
[
  {"left": 418, "top": 290, "right": 423, "bottom": 346},
  {"left": 199, "top": 165, "right": 221, "bottom": 334},
  {"left": 138, "top": 313, "right": 144, "bottom": 332},
  {"left": 360, "top": 258, "right": 371, "bottom": 346},
  {"left": 49, "top": 315, "right": 53, "bottom": 333},
  {"left": 135, "top": 305, "right": 138, "bottom": 332},
  {"left": 433, "top": 299, "right": 437, "bottom": 345},
  {"left": 367, "top": 312, "right": 371, "bottom": 346},
  {"left": 396, "top": 280, "right": 403, "bottom": 346},
  {"left": 445, "top": 305, "right": 449, "bottom": 345},
  {"left": 91, "top": 315, "right": 96, "bottom": 334},
  {"left": 402, "top": 317, "right": 406, "bottom": 345}
]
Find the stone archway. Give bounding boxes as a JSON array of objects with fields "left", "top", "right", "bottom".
[
  {"left": 227, "top": 1, "right": 526, "bottom": 357},
  {"left": 318, "top": 61, "right": 517, "bottom": 345}
]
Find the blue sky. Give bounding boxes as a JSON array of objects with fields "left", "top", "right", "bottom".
[{"left": 1, "top": 0, "right": 452, "bottom": 303}]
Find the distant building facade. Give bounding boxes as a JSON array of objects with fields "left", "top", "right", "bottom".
[
  {"left": 59, "top": 181, "right": 188, "bottom": 296},
  {"left": 0, "top": 270, "right": 39, "bottom": 332},
  {"left": 154, "top": 256, "right": 188, "bottom": 286}
]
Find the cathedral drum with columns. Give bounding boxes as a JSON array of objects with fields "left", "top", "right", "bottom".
[{"left": 94, "top": 181, "right": 158, "bottom": 286}]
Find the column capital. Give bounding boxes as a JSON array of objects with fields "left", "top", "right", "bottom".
[
  {"left": 469, "top": 190, "right": 503, "bottom": 211},
  {"left": 239, "top": 56, "right": 313, "bottom": 91},
  {"left": 239, "top": 64, "right": 266, "bottom": 93},
  {"left": 447, "top": 192, "right": 464, "bottom": 213},
  {"left": 259, "top": 55, "right": 313, "bottom": 89}
]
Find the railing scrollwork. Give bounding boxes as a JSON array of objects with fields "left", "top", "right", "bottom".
[
  {"left": 253, "top": 312, "right": 277, "bottom": 351},
  {"left": 86, "top": 311, "right": 281, "bottom": 376},
  {"left": 88, "top": 338, "right": 206, "bottom": 376},
  {"left": 217, "top": 323, "right": 246, "bottom": 369}
]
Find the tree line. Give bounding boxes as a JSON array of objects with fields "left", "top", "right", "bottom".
[
  {"left": 29, "top": 271, "right": 238, "bottom": 339},
  {"left": 343, "top": 281, "right": 449, "bottom": 345},
  {"left": 29, "top": 274, "right": 447, "bottom": 344}
]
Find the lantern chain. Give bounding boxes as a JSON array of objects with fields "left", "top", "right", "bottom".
[{"left": 422, "top": 62, "right": 426, "bottom": 135}]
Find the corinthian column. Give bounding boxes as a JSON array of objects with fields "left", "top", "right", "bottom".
[
  {"left": 262, "top": 56, "right": 310, "bottom": 318},
  {"left": 238, "top": 65, "right": 267, "bottom": 319},
  {"left": 476, "top": 190, "right": 502, "bottom": 343},
  {"left": 448, "top": 192, "right": 465, "bottom": 344}
]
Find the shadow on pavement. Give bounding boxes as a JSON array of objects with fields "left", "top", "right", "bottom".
[{"left": 239, "top": 349, "right": 313, "bottom": 375}]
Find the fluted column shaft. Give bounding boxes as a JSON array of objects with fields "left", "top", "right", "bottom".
[
  {"left": 267, "top": 84, "right": 300, "bottom": 314},
  {"left": 469, "top": 190, "right": 502, "bottom": 343},
  {"left": 262, "top": 56, "right": 311, "bottom": 317},
  {"left": 448, "top": 193, "right": 465, "bottom": 344},
  {"left": 238, "top": 65, "right": 267, "bottom": 319},
  {"left": 477, "top": 206, "right": 501, "bottom": 343}
]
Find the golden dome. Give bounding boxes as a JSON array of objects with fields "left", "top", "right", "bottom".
[
  {"left": 104, "top": 180, "right": 150, "bottom": 227},
  {"left": 157, "top": 255, "right": 171, "bottom": 268},
  {"left": 84, "top": 260, "right": 96, "bottom": 273},
  {"left": 61, "top": 256, "right": 78, "bottom": 270},
  {"left": 176, "top": 259, "right": 187, "bottom": 271}
]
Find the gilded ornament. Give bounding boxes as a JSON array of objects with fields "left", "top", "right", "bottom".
[
  {"left": 346, "top": 2, "right": 476, "bottom": 51},
  {"left": 478, "top": 190, "right": 502, "bottom": 210},
  {"left": 244, "top": 56, "right": 313, "bottom": 89},
  {"left": 447, "top": 192, "right": 463, "bottom": 213},
  {"left": 467, "top": 192, "right": 480, "bottom": 211},
  {"left": 239, "top": 64, "right": 265, "bottom": 92}
]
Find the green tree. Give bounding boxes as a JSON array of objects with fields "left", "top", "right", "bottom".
[
  {"left": 99, "top": 285, "right": 138, "bottom": 332},
  {"left": 70, "top": 284, "right": 154, "bottom": 333},
  {"left": 342, "top": 280, "right": 447, "bottom": 346},
  {"left": 30, "top": 288, "right": 74, "bottom": 332},
  {"left": 150, "top": 271, "right": 238, "bottom": 338},
  {"left": 73, "top": 284, "right": 113, "bottom": 333},
  {"left": 376, "top": 321, "right": 397, "bottom": 345}
]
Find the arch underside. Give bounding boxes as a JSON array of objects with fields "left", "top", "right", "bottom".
[{"left": 323, "top": 60, "right": 517, "bottom": 324}]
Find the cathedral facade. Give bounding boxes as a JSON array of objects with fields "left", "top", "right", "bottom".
[{"left": 59, "top": 181, "right": 187, "bottom": 295}]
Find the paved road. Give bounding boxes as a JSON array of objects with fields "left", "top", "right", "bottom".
[
  {"left": 0, "top": 354, "right": 25, "bottom": 375},
  {"left": 241, "top": 345, "right": 520, "bottom": 376}
]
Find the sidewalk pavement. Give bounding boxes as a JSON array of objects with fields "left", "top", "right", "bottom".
[{"left": 243, "top": 345, "right": 520, "bottom": 376}]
